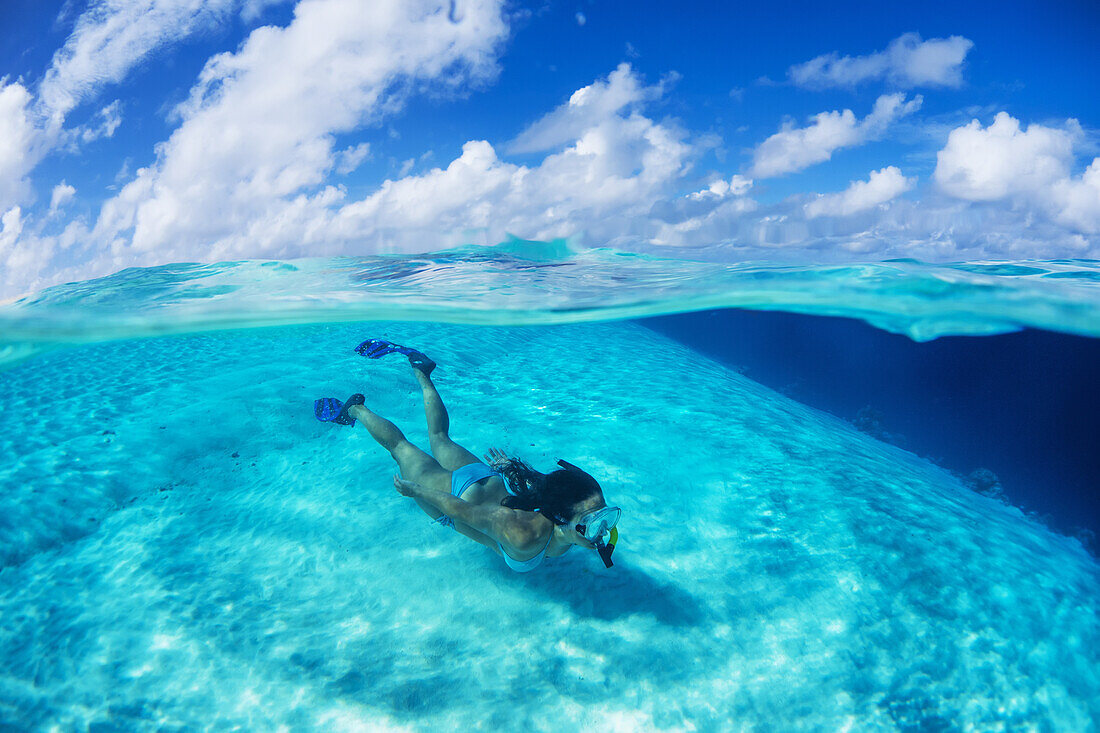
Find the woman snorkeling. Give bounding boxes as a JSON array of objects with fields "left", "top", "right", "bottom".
[{"left": 314, "top": 339, "right": 620, "bottom": 572}]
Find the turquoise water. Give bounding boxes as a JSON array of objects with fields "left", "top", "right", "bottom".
[
  {"left": 1, "top": 249, "right": 1099, "bottom": 730},
  {"left": 5, "top": 248, "right": 1100, "bottom": 371}
]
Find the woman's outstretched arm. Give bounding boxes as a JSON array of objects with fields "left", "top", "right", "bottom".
[{"left": 392, "top": 476, "right": 539, "bottom": 548}]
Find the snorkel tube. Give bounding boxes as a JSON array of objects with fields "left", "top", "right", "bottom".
[
  {"left": 556, "top": 459, "right": 618, "bottom": 568},
  {"left": 595, "top": 526, "right": 618, "bottom": 568}
]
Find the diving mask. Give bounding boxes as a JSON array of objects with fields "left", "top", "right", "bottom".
[{"left": 576, "top": 506, "right": 621, "bottom": 568}]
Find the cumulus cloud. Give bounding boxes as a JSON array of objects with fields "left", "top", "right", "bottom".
[
  {"left": 0, "top": 207, "right": 34, "bottom": 298},
  {"left": 935, "top": 112, "right": 1100, "bottom": 233},
  {"left": 935, "top": 112, "right": 1075, "bottom": 200},
  {"left": 4, "top": 4, "right": 1100, "bottom": 298},
  {"left": 1, "top": 0, "right": 296, "bottom": 293},
  {"left": 1049, "top": 160, "right": 1100, "bottom": 233},
  {"left": 507, "top": 63, "right": 657, "bottom": 154},
  {"left": 242, "top": 0, "right": 294, "bottom": 21},
  {"left": 750, "top": 93, "right": 922, "bottom": 178},
  {"left": 93, "top": 0, "right": 509, "bottom": 260},
  {"left": 687, "top": 175, "right": 752, "bottom": 200},
  {"left": 0, "top": 207, "right": 23, "bottom": 255},
  {"left": 40, "top": 0, "right": 232, "bottom": 124},
  {"left": 37, "top": 0, "right": 288, "bottom": 124},
  {"left": 76, "top": 62, "right": 694, "bottom": 266},
  {"left": 789, "top": 33, "right": 973, "bottom": 89},
  {"left": 78, "top": 100, "right": 123, "bottom": 143},
  {"left": 804, "top": 166, "right": 914, "bottom": 218},
  {"left": 0, "top": 82, "right": 40, "bottom": 212},
  {"left": 315, "top": 64, "right": 695, "bottom": 252},
  {"left": 49, "top": 182, "right": 77, "bottom": 213},
  {"left": 0, "top": 208, "right": 77, "bottom": 299},
  {"left": 335, "top": 142, "right": 371, "bottom": 175}
]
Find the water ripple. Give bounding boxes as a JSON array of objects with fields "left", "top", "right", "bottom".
[{"left": 2, "top": 240, "right": 1100, "bottom": 368}]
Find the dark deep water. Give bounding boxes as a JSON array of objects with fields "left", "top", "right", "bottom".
[{"left": 644, "top": 309, "right": 1100, "bottom": 549}]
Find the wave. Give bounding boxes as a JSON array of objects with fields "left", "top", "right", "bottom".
[{"left": 2, "top": 239, "right": 1100, "bottom": 367}]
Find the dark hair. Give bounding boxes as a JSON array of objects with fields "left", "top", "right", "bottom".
[{"left": 495, "top": 457, "right": 602, "bottom": 525}]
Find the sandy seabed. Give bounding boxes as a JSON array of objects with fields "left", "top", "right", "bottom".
[{"left": 0, "top": 321, "right": 1096, "bottom": 731}]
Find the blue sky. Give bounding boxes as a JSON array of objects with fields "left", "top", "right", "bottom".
[{"left": 1, "top": 0, "right": 1098, "bottom": 298}]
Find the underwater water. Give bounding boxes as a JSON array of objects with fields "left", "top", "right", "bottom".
[
  {"left": 646, "top": 310, "right": 1100, "bottom": 544},
  {"left": 1, "top": 248, "right": 1098, "bottom": 730}
]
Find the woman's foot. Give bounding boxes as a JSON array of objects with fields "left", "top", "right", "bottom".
[
  {"left": 406, "top": 350, "right": 436, "bottom": 376},
  {"left": 355, "top": 339, "right": 436, "bottom": 376},
  {"left": 314, "top": 393, "right": 365, "bottom": 426}
]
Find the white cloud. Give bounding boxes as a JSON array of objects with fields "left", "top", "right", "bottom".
[
  {"left": 687, "top": 175, "right": 752, "bottom": 200},
  {"left": 0, "top": 207, "right": 44, "bottom": 299},
  {"left": 575, "top": 11, "right": 586, "bottom": 26},
  {"left": 336, "top": 140, "right": 515, "bottom": 236},
  {"left": 79, "top": 100, "right": 123, "bottom": 143},
  {"left": 103, "top": 63, "right": 694, "bottom": 262},
  {"left": 93, "top": 0, "right": 509, "bottom": 260},
  {"left": 0, "top": 82, "right": 40, "bottom": 212},
  {"left": 0, "top": 0, "right": 252, "bottom": 283},
  {"left": 49, "top": 182, "right": 77, "bottom": 213},
  {"left": 1, "top": 0, "right": 290, "bottom": 291},
  {"left": 38, "top": 0, "right": 245, "bottom": 124},
  {"left": 1049, "top": 159, "right": 1100, "bottom": 233},
  {"left": 39, "top": 0, "right": 294, "bottom": 123},
  {"left": 935, "top": 112, "right": 1100, "bottom": 233},
  {"left": 789, "top": 33, "right": 973, "bottom": 89},
  {"left": 805, "top": 166, "right": 914, "bottom": 218},
  {"left": 2, "top": 0, "right": 512, "bottom": 296},
  {"left": 5, "top": 9, "right": 1100, "bottom": 299},
  {"left": 750, "top": 93, "right": 921, "bottom": 178},
  {"left": 335, "top": 142, "right": 371, "bottom": 175},
  {"left": 321, "top": 64, "right": 694, "bottom": 252},
  {"left": 241, "top": 0, "right": 295, "bottom": 21},
  {"left": 508, "top": 63, "right": 655, "bottom": 154},
  {"left": 0, "top": 207, "right": 23, "bottom": 257},
  {"left": 935, "top": 112, "right": 1075, "bottom": 200}
]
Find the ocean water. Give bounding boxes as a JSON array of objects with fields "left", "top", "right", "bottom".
[
  {"left": 645, "top": 310, "right": 1100, "bottom": 544},
  {"left": 1, "top": 247, "right": 1098, "bottom": 730}
]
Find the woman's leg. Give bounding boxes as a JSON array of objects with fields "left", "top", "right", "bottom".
[
  {"left": 414, "top": 369, "right": 482, "bottom": 472},
  {"left": 347, "top": 402, "right": 451, "bottom": 520},
  {"left": 410, "top": 370, "right": 510, "bottom": 553}
]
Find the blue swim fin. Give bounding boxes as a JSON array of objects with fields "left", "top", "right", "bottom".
[
  {"left": 314, "top": 393, "right": 365, "bottom": 426},
  {"left": 354, "top": 339, "right": 436, "bottom": 376}
]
